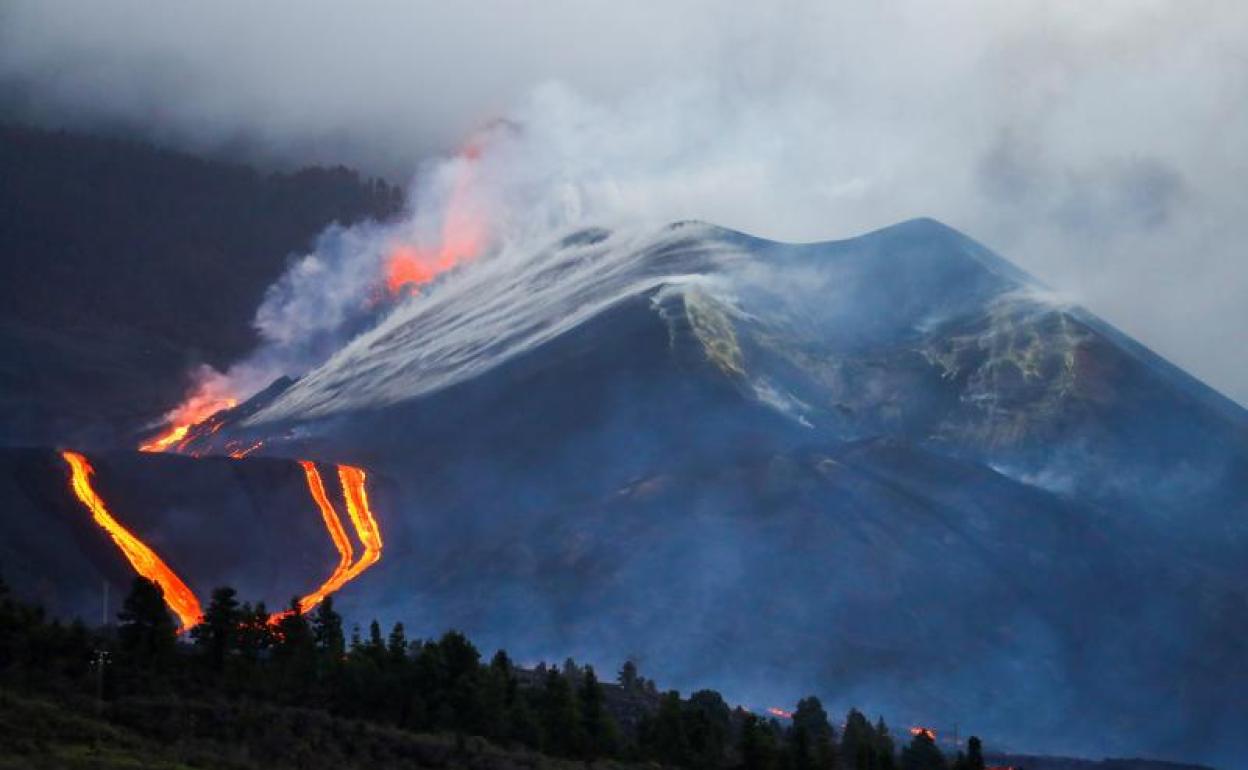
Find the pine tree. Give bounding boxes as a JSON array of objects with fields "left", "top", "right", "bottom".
[
  {"left": 491, "top": 649, "right": 517, "bottom": 702},
  {"left": 439, "top": 630, "right": 481, "bottom": 683},
  {"left": 792, "top": 696, "right": 838, "bottom": 770},
  {"left": 311, "top": 596, "right": 345, "bottom": 659},
  {"left": 579, "top": 665, "right": 620, "bottom": 757},
  {"left": 540, "top": 665, "right": 583, "bottom": 757},
  {"left": 685, "top": 689, "right": 732, "bottom": 770},
  {"left": 478, "top": 650, "right": 512, "bottom": 742},
  {"left": 508, "top": 688, "right": 543, "bottom": 748},
  {"left": 367, "top": 619, "right": 385, "bottom": 663},
  {"left": 387, "top": 622, "right": 407, "bottom": 665},
  {"left": 900, "top": 731, "right": 946, "bottom": 770},
  {"left": 840, "top": 709, "right": 877, "bottom": 770},
  {"left": 966, "top": 737, "right": 985, "bottom": 770},
  {"left": 349, "top": 623, "right": 362, "bottom": 653},
  {"left": 116, "top": 577, "right": 176, "bottom": 670},
  {"left": 642, "top": 690, "right": 690, "bottom": 766},
  {"left": 273, "top": 597, "right": 316, "bottom": 696},
  {"left": 875, "top": 718, "right": 897, "bottom": 770},
  {"left": 741, "top": 713, "right": 779, "bottom": 770},
  {"left": 235, "top": 601, "right": 274, "bottom": 662},
  {"left": 618, "top": 659, "right": 640, "bottom": 691},
  {"left": 191, "top": 586, "right": 241, "bottom": 671}
]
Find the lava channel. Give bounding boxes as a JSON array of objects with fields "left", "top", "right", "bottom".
[
  {"left": 267, "top": 461, "right": 360, "bottom": 623},
  {"left": 61, "top": 450, "right": 204, "bottom": 631},
  {"left": 63, "top": 449, "right": 383, "bottom": 629},
  {"left": 337, "top": 465, "right": 384, "bottom": 583}
]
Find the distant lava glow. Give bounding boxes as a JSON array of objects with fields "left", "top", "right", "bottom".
[
  {"left": 384, "top": 151, "right": 485, "bottom": 296},
  {"left": 138, "top": 381, "right": 237, "bottom": 453},
  {"left": 767, "top": 707, "right": 793, "bottom": 719},
  {"left": 910, "top": 727, "right": 937, "bottom": 741},
  {"left": 227, "top": 440, "right": 264, "bottom": 459},
  {"left": 61, "top": 451, "right": 204, "bottom": 631}
]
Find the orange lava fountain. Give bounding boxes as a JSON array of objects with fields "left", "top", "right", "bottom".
[
  {"left": 384, "top": 151, "right": 485, "bottom": 296},
  {"left": 61, "top": 451, "right": 204, "bottom": 631}
]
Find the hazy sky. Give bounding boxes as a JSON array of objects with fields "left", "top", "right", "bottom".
[{"left": 2, "top": 0, "right": 1246, "bottom": 404}]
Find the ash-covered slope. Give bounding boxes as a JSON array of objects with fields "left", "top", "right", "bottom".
[
  {"left": 230, "top": 217, "right": 1245, "bottom": 531},
  {"left": 75, "top": 220, "right": 1248, "bottom": 766}
]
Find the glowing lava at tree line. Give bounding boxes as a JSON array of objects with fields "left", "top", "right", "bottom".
[{"left": 60, "top": 449, "right": 384, "bottom": 632}]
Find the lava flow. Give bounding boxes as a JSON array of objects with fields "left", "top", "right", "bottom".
[
  {"left": 275, "top": 461, "right": 358, "bottom": 619},
  {"left": 767, "top": 707, "right": 794, "bottom": 720},
  {"left": 267, "top": 462, "right": 381, "bottom": 625},
  {"left": 61, "top": 451, "right": 204, "bottom": 631},
  {"left": 63, "top": 449, "right": 383, "bottom": 630},
  {"left": 910, "top": 727, "right": 937, "bottom": 741},
  {"left": 337, "top": 465, "right": 383, "bottom": 581}
]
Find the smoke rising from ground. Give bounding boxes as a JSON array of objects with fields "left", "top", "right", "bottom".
[{"left": 3, "top": 1, "right": 1246, "bottom": 405}]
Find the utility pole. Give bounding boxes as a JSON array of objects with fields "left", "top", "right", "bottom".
[{"left": 91, "top": 649, "right": 110, "bottom": 714}]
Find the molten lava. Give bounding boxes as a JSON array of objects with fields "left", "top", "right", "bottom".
[
  {"left": 910, "top": 727, "right": 937, "bottom": 741},
  {"left": 61, "top": 451, "right": 204, "bottom": 631},
  {"left": 266, "top": 462, "right": 383, "bottom": 625},
  {"left": 63, "top": 448, "right": 383, "bottom": 631},
  {"left": 288, "top": 461, "right": 356, "bottom": 613},
  {"left": 384, "top": 151, "right": 485, "bottom": 296},
  {"left": 139, "top": 388, "right": 237, "bottom": 453},
  {"left": 337, "top": 465, "right": 383, "bottom": 581},
  {"left": 767, "top": 707, "right": 794, "bottom": 720}
]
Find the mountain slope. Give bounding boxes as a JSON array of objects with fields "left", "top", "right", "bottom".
[
  {"left": 5, "top": 218, "right": 1245, "bottom": 766},
  {"left": 165, "top": 218, "right": 1248, "bottom": 766}
]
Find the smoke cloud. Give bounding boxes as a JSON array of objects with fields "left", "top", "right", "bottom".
[{"left": 2, "top": 0, "right": 1246, "bottom": 406}]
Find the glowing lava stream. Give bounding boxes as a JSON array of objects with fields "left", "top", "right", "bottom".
[
  {"left": 267, "top": 463, "right": 382, "bottom": 624},
  {"left": 63, "top": 450, "right": 383, "bottom": 631},
  {"left": 337, "top": 465, "right": 383, "bottom": 581},
  {"left": 61, "top": 451, "right": 204, "bottom": 631},
  {"left": 279, "top": 461, "right": 357, "bottom": 618}
]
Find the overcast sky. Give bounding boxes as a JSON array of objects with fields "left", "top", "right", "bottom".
[{"left": 2, "top": 0, "right": 1245, "bottom": 404}]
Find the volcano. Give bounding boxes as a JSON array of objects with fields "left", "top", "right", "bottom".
[{"left": 4, "top": 219, "right": 1245, "bottom": 767}]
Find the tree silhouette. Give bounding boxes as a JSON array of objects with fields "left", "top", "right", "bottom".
[
  {"left": 966, "top": 737, "right": 985, "bottom": 770},
  {"left": 191, "top": 586, "right": 241, "bottom": 670},
  {"left": 791, "top": 696, "right": 838, "bottom": 770},
  {"left": 117, "top": 577, "right": 176, "bottom": 670},
  {"left": 900, "top": 730, "right": 946, "bottom": 770}
]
